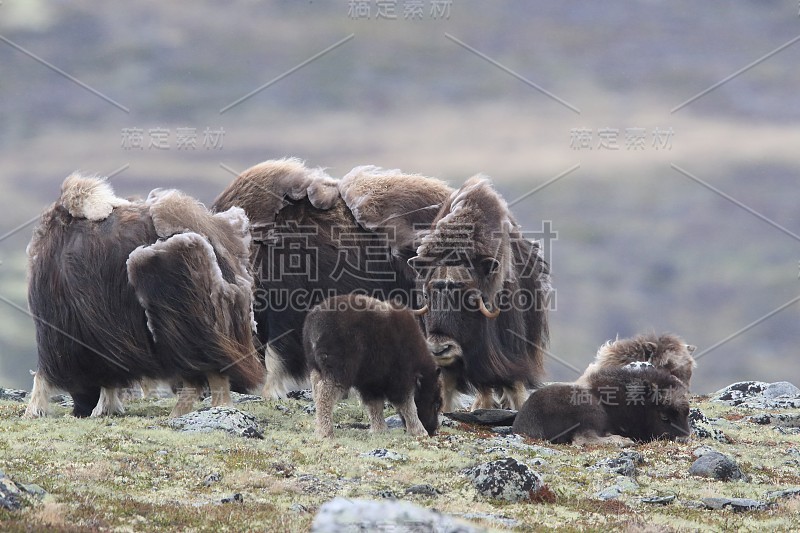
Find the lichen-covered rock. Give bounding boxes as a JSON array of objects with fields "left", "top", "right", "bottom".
[
  {"left": 360, "top": 449, "right": 408, "bottom": 462},
  {"left": 465, "top": 457, "right": 544, "bottom": 502},
  {"left": 596, "top": 476, "right": 639, "bottom": 500},
  {"left": 200, "top": 392, "right": 263, "bottom": 406},
  {"left": 0, "top": 477, "right": 22, "bottom": 511},
  {"left": 311, "top": 498, "right": 484, "bottom": 533},
  {"left": 689, "top": 451, "right": 747, "bottom": 481},
  {"left": 167, "top": 406, "right": 263, "bottom": 439},
  {"left": 591, "top": 451, "right": 643, "bottom": 477},
  {"left": 690, "top": 408, "right": 731, "bottom": 443},
  {"left": 701, "top": 497, "right": 767, "bottom": 511},
  {"left": 713, "top": 381, "right": 800, "bottom": 409},
  {"left": 404, "top": 484, "right": 440, "bottom": 497},
  {"left": 765, "top": 487, "right": 800, "bottom": 500},
  {"left": 0, "top": 388, "right": 28, "bottom": 402}
]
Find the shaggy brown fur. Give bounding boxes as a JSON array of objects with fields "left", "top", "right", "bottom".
[
  {"left": 212, "top": 158, "right": 339, "bottom": 224},
  {"left": 513, "top": 366, "right": 691, "bottom": 445},
  {"left": 340, "top": 165, "right": 454, "bottom": 257},
  {"left": 25, "top": 175, "right": 262, "bottom": 418},
  {"left": 577, "top": 333, "right": 697, "bottom": 387},
  {"left": 304, "top": 294, "right": 442, "bottom": 438},
  {"left": 414, "top": 177, "right": 551, "bottom": 411},
  {"left": 213, "top": 161, "right": 453, "bottom": 398}
]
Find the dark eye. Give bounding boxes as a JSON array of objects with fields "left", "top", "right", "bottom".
[{"left": 659, "top": 413, "right": 670, "bottom": 422}]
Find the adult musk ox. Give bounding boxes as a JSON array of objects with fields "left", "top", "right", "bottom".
[
  {"left": 576, "top": 333, "right": 697, "bottom": 387},
  {"left": 412, "top": 177, "right": 551, "bottom": 411},
  {"left": 212, "top": 159, "right": 551, "bottom": 412},
  {"left": 304, "top": 294, "right": 442, "bottom": 438},
  {"left": 24, "top": 174, "right": 263, "bottom": 418},
  {"left": 512, "top": 364, "right": 691, "bottom": 445}
]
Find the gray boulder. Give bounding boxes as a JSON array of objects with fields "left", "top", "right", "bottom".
[
  {"left": 713, "top": 381, "right": 800, "bottom": 409},
  {"left": 689, "top": 451, "right": 747, "bottom": 482},
  {"left": 465, "top": 457, "right": 544, "bottom": 502},
  {"left": 167, "top": 406, "right": 263, "bottom": 439},
  {"left": 591, "top": 451, "right": 644, "bottom": 477},
  {"left": 701, "top": 497, "right": 767, "bottom": 511},
  {"left": 311, "top": 498, "right": 484, "bottom": 533}
]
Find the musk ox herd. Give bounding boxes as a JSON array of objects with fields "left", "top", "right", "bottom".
[{"left": 23, "top": 158, "right": 697, "bottom": 446}]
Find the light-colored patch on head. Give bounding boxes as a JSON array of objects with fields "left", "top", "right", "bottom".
[{"left": 59, "top": 172, "right": 130, "bottom": 221}]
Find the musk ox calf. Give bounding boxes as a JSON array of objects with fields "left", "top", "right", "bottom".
[
  {"left": 512, "top": 364, "right": 690, "bottom": 445},
  {"left": 304, "top": 294, "right": 442, "bottom": 438},
  {"left": 576, "top": 333, "right": 697, "bottom": 387},
  {"left": 24, "top": 174, "right": 263, "bottom": 418}
]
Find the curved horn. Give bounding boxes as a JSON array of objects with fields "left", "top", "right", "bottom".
[
  {"left": 412, "top": 304, "right": 429, "bottom": 317},
  {"left": 478, "top": 297, "right": 500, "bottom": 319}
]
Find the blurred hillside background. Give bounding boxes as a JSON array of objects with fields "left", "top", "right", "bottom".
[{"left": 0, "top": 0, "right": 798, "bottom": 394}]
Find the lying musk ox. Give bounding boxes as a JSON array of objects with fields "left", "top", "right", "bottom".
[
  {"left": 212, "top": 159, "right": 551, "bottom": 412},
  {"left": 576, "top": 333, "right": 697, "bottom": 387},
  {"left": 512, "top": 364, "right": 691, "bottom": 445},
  {"left": 304, "top": 294, "right": 442, "bottom": 437},
  {"left": 24, "top": 174, "right": 263, "bottom": 418}
]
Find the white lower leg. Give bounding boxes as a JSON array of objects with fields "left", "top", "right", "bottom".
[
  {"left": 501, "top": 382, "right": 529, "bottom": 410},
  {"left": 91, "top": 387, "right": 125, "bottom": 417},
  {"left": 471, "top": 388, "right": 496, "bottom": 410},
  {"left": 24, "top": 372, "right": 52, "bottom": 419}
]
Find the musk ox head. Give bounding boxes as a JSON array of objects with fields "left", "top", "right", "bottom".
[
  {"left": 590, "top": 365, "right": 691, "bottom": 443},
  {"left": 409, "top": 177, "right": 550, "bottom": 390},
  {"left": 413, "top": 368, "right": 443, "bottom": 436}
]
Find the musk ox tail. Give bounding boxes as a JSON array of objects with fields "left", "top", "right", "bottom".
[
  {"left": 126, "top": 232, "right": 264, "bottom": 392},
  {"left": 59, "top": 173, "right": 130, "bottom": 221}
]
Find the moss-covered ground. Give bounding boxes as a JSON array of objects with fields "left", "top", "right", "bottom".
[{"left": 1, "top": 394, "right": 799, "bottom": 532}]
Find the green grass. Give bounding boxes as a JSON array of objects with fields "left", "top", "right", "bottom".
[{"left": 1, "top": 395, "right": 800, "bottom": 532}]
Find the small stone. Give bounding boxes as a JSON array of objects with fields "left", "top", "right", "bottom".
[
  {"left": 460, "top": 512, "right": 520, "bottom": 528},
  {"left": 596, "top": 485, "right": 623, "bottom": 500},
  {"left": 203, "top": 473, "right": 221, "bottom": 487},
  {"left": 765, "top": 487, "right": 800, "bottom": 500},
  {"left": 19, "top": 483, "right": 46, "bottom": 498},
  {"left": 787, "top": 448, "right": 800, "bottom": 457},
  {"left": 274, "top": 404, "right": 290, "bottom": 413},
  {"left": 167, "top": 406, "right": 264, "bottom": 439},
  {"left": 748, "top": 414, "right": 772, "bottom": 425},
  {"left": 641, "top": 494, "right": 676, "bottom": 505},
  {"left": 156, "top": 450, "right": 168, "bottom": 456},
  {"left": 405, "top": 484, "right": 440, "bottom": 497},
  {"left": 360, "top": 449, "right": 407, "bottom": 462},
  {"left": 491, "top": 426, "right": 514, "bottom": 435},
  {"left": 465, "top": 457, "right": 544, "bottom": 502},
  {"left": 287, "top": 389, "right": 313, "bottom": 401},
  {"left": 375, "top": 489, "right": 397, "bottom": 499},
  {"left": 303, "top": 404, "right": 316, "bottom": 415},
  {"left": 290, "top": 503, "right": 309, "bottom": 513},
  {"left": 384, "top": 414, "right": 405, "bottom": 429},
  {"left": 701, "top": 497, "right": 766, "bottom": 511},
  {"left": 591, "top": 451, "right": 643, "bottom": 477},
  {"left": 220, "top": 493, "right": 243, "bottom": 504},
  {"left": 444, "top": 409, "right": 518, "bottom": 426},
  {"left": 689, "top": 452, "right": 747, "bottom": 482},
  {"left": 0, "top": 478, "right": 22, "bottom": 511},
  {"left": 0, "top": 388, "right": 28, "bottom": 402}
]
